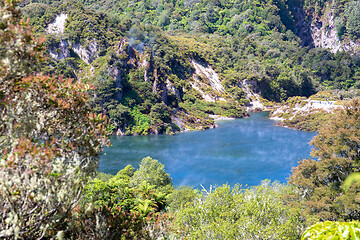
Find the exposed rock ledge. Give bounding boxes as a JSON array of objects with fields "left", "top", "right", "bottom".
[
  {"left": 269, "top": 98, "right": 344, "bottom": 131},
  {"left": 46, "top": 13, "right": 98, "bottom": 64},
  {"left": 208, "top": 115, "right": 235, "bottom": 121},
  {"left": 46, "top": 13, "right": 67, "bottom": 34},
  {"left": 293, "top": 3, "right": 360, "bottom": 54},
  {"left": 190, "top": 59, "right": 226, "bottom": 102},
  {"left": 310, "top": 3, "right": 360, "bottom": 54},
  {"left": 270, "top": 99, "right": 342, "bottom": 122}
]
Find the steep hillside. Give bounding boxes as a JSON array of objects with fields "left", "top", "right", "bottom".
[
  {"left": 289, "top": 0, "right": 360, "bottom": 53},
  {"left": 21, "top": 0, "right": 360, "bottom": 134}
]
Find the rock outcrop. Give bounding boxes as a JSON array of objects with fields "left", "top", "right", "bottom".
[
  {"left": 190, "top": 59, "right": 226, "bottom": 102},
  {"left": 292, "top": 2, "right": 360, "bottom": 54},
  {"left": 47, "top": 14, "right": 98, "bottom": 64},
  {"left": 46, "top": 13, "right": 67, "bottom": 35},
  {"left": 239, "top": 79, "right": 265, "bottom": 111}
]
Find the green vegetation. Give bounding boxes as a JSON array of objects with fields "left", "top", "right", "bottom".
[
  {"left": 290, "top": 99, "right": 360, "bottom": 221},
  {"left": 302, "top": 221, "right": 360, "bottom": 239},
  {"left": 67, "top": 157, "right": 314, "bottom": 238},
  {"left": 294, "top": 0, "right": 360, "bottom": 42},
  {"left": 345, "top": 1, "right": 360, "bottom": 39},
  {"left": 270, "top": 95, "right": 338, "bottom": 131},
  {"left": 18, "top": 0, "right": 360, "bottom": 135},
  {"left": 168, "top": 181, "right": 308, "bottom": 239},
  {"left": 3, "top": 0, "right": 360, "bottom": 238},
  {"left": 76, "top": 157, "right": 173, "bottom": 239},
  {"left": 282, "top": 110, "right": 332, "bottom": 131},
  {"left": 0, "top": 0, "right": 109, "bottom": 237}
]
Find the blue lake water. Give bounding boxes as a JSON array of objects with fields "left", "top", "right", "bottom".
[{"left": 99, "top": 112, "right": 316, "bottom": 188}]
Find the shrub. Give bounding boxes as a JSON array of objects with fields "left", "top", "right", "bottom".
[
  {"left": 0, "top": 1, "right": 109, "bottom": 237},
  {"left": 170, "top": 181, "right": 306, "bottom": 239}
]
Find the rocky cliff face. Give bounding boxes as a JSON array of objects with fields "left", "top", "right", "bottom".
[
  {"left": 46, "top": 13, "right": 67, "bottom": 34},
  {"left": 46, "top": 14, "right": 99, "bottom": 64},
  {"left": 292, "top": 6, "right": 314, "bottom": 47},
  {"left": 45, "top": 15, "right": 232, "bottom": 107},
  {"left": 43, "top": 13, "right": 249, "bottom": 134},
  {"left": 309, "top": 2, "right": 360, "bottom": 54},
  {"left": 292, "top": 2, "right": 360, "bottom": 54},
  {"left": 190, "top": 59, "right": 226, "bottom": 102}
]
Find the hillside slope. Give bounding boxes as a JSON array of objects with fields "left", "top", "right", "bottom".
[{"left": 21, "top": 0, "right": 360, "bottom": 134}]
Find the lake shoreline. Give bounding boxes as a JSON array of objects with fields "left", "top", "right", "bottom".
[{"left": 100, "top": 112, "right": 316, "bottom": 188}]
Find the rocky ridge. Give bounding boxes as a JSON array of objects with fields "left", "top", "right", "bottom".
[
  {"left": 43, "top": 14, "right": 249, "bottom": 134},
  {"left": 293, "top": 2, "right": 360, "bottom": 54}
]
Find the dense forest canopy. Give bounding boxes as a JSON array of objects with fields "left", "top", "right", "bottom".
[
  {"left": 1, "top": 0, "right": 360, "bottom": 238},
  {"left": 16, "top": 0, "right": 360, "bottom": 135}
]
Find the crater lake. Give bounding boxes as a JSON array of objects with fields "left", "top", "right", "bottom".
[{"left": 99, "top": 112, "right": 316, "bottom": 188}]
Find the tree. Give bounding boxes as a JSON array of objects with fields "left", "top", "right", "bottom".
[
  {"left": 130, "top": 156, "right": 173, "bottom": 194},
  {"left": 290, "top": 99, "right": 360, "bottom": 221},
  {"left": 345, "top": 1, "right": 360, "bottom": 39},
  {"left": 150, "top": 102, "right": 171, "bottom": 133},
  {"left": 302, "top": 221, "right": 360, "bottom": 239},
  {"left": 0, "top": 0, "right": 109, "bottom": 238},
  {"left": 170, "top": 181, "right": 306, "bottom": 239},
  {"left": 0, "top": 0, "right": 44, "bottom": 85},
  {"left": 80, "top": 161, "right": 173, "bottom": 239}
]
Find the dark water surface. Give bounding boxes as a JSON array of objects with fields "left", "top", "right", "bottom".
[{"left": 99, "top": 112, "right": 316, "bottom": 188}]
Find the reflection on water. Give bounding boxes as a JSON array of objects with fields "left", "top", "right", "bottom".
[{"left": 99, "top": 112, "right": 316, "bottom": 188}]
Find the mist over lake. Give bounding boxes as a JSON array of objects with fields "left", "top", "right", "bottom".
[{"left": 99, "top": 112, "right": 316, "bottom": 188}]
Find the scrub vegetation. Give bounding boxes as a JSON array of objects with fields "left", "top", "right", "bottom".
[
  {"left": 18, "top": 0, "right": 360, "bottom": 135},
  {"left": 2, "top": 0, "right": 360, "bottom": 238}
]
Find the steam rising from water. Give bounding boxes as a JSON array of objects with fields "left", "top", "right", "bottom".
[{"left": 100, "top": 112, "right": 316, "bottom": 188}]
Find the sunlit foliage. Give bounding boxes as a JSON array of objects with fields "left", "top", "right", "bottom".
[
  {"left": 0, "top": 0, "right": 109, "bottom": 237},
  {"left": 168, "top": 180, "right": 308, "bottom": 239},
  {"left": 290, "top": 99, "right": 360, "bottom": 221},
  {"left": 302, "top": 221, "right": 360, "bottom": 239},
  {"left": 77, "top": 157, "right": 173, "bottom": 239}
]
